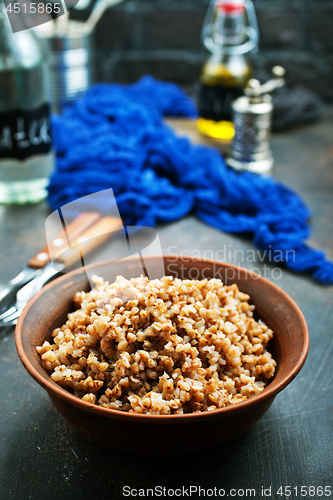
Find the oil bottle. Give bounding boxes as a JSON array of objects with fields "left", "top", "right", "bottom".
[{"left": 197, "top": 0, "right": 259, "bottom": 141}]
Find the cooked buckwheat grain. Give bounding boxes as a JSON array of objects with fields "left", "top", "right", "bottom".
[{"left": 37, "top": 275, "right": 276, "bottom": 414}]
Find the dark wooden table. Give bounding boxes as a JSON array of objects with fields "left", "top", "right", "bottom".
[{"left": 0, "top": 110, "right": 332, "bottom": 500}]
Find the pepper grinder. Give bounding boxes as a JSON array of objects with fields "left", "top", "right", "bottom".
[{"left": 227, "top": 66, "right": 285, "bottom": 175}]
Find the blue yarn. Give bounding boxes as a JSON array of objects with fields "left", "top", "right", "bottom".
[{"left": 48, "top": 75, "right": 333, "bottom": 285}]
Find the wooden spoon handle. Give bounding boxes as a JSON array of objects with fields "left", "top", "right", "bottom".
[
  {"left": 54, "top": 215, "right": 124, "bottom": 269},
  {"left": 28, "top": 212, "right": 101, "bottom": 269}
]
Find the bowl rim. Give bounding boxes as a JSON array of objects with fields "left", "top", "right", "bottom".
[{"left": 15, "top": 256, "right": 309, "bottom": 422}]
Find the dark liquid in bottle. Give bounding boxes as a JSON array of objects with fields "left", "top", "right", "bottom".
[
  {"left": 198, "top": 84, "right": 244, "bottom": 122},
  {"left": 197, "top": 55, "right": 252, "bottom": 140}
]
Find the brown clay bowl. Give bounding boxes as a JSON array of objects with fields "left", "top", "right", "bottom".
[{"left": 15, "top": 256, "right": 309, "bottom": 454}]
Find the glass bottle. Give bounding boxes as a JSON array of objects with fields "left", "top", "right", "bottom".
[
  {"left": 197, "top": 0, "right": 259, "bottom": 141},
  {"left": 0, "top": 0, "right": 54, "bottom": 204}
]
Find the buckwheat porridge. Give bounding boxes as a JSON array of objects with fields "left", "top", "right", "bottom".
[{"left": 36, "top": 275, "right": 276, "bottom": 414}]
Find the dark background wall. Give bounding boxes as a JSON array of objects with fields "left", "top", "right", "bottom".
[{"left": 73, "top": 0, "right": 333, "bottom": 101}]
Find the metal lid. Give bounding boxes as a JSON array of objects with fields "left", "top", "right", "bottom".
[{"left": 232, "top": 95, "right": 273, "bottom": 114}]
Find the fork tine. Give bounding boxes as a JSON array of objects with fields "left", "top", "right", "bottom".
[
  {"left": 0, "top": 308, "right": 21, "bottom": 325},
  {"left": 0, "top": 306, "right": 17, "bottom": 321},
  {"left": 0, "top": 321, "right": 16, "bottom": 330},
  {"left": 0, "top": 319, "right": 17, "bottom": 327}
]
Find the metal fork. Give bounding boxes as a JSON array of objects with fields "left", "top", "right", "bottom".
[
  {"left": 0, "top": 213, "right": 103, "bottom": 328},
  {"left": 0, "top": 215, "right": 123, "bottom": 327},
  {"left": 0, "top": 263, "right": 62, "bottom": 327}
]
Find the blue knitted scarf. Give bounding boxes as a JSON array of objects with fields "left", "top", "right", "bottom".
[{"left": 48, "top": 76, "right": 333, "bottom": 284}]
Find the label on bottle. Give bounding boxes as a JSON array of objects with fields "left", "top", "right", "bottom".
[
  {"left": 0, "top": 103, "right": 52, "bottom": 160},
  {"left": 198, "top": 84, "right": 244, "bottom": 122}
]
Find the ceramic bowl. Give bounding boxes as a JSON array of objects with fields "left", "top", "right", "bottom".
[{"left": 15, "top": 256, "right": 309, "bottom": 454}]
